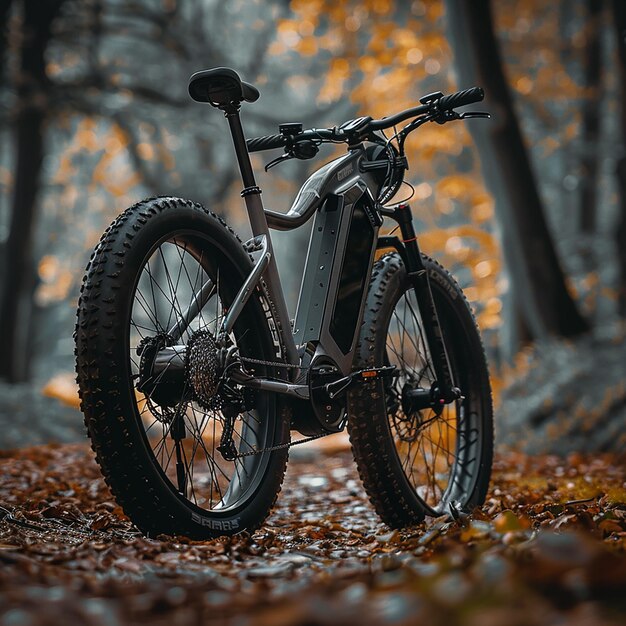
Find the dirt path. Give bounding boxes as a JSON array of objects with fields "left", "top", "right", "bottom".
[{"left": 0, "top": 441, "right": 625, "bottom": 625}]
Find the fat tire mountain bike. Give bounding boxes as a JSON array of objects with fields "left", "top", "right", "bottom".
[{"left": 75, "top": 67, "right": 494, "bottom": 539}]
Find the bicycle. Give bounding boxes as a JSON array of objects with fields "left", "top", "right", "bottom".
[{"left": 75, "top": 67, "right": 494, "bottom": 539}]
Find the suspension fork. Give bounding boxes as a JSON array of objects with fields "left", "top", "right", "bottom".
[{"left": 391, "top": 204, "right": 458, "bottom": 403}]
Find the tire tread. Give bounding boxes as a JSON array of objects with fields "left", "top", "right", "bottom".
[
  {"left": 75, "top": 197, "right": 289, "bottom": 538},
  {"left": 347, "top": 252, "right": 493, "bottom": 528}
]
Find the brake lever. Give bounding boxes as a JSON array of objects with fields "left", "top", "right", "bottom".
[
  {"left": 432, "top": 110, "right": 491, "bottom": 125},
  {"left": 265, "top": 152, "right": 294, "bottom": 172},
  {"left": 264, "top": 138, "right": 319, "bottom": 171},
  {"left": 459, "top": 111, "right": 490, "bottom": 119}
]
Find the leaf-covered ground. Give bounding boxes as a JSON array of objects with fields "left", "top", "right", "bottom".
[{"left": 0, "top": 440, "right": 625, "bottom": 625}]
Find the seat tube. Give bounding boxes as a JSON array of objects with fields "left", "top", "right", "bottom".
[{"left": 224, "top": 108, "right": 299, "bottom": 370}]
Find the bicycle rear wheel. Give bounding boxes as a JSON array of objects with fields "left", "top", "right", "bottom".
[
  {"left": 348, "top": 252, "right": 493, "bottom": 527},
  {"left": 75, "top": 197, "right": 289, "bottom": 538}
]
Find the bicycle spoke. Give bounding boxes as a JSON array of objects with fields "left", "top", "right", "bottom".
[
  {"left": 126, "top": 236, "right": 274, "bottom": 515},
  {"left": 385, "top": 285, "right": 464, "bottom": 512}
]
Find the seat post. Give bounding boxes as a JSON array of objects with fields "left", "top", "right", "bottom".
[
  {"left": 225, "top": 109, "right": 256, "bottom": 188},
  {"left": 223, "top": 104, "right": 270, "bottom": 239},
  {"left": 224, "top": 107, "right": 270, "bottom": 237}
]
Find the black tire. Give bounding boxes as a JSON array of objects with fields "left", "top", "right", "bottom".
[
  {"left": 347, "top": 252, "right": 493, "bottom": 527},
  {"left": 75, "top": 197, "right": 290, "bottom": 539}
]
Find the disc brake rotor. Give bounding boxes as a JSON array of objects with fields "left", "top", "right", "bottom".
[{"left": 389, "top": 381, "right": 421, "bottom": 442}]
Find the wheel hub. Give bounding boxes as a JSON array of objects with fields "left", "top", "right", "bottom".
[
  {"left": 136, "top": 329, "right": 225, "bottom": 412},
  {"left": 136, "top": 328, "right": 253, "bottom": 416},
  {"left": 388, "top": 380, "right": 438, "bottom": 443},
  {"left": 137, "top": 334, "right": 187, "bottom": 410},
  {"left": 402, "top": 383, "right": 444, "bottom": 417}
]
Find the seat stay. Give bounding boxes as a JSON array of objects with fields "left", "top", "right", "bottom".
[
  {"left": 220, "top": 235, "right": 271, "bottom": 336},
  {"left": 240, "top": 191, "right": 300, "bottom": 374}
]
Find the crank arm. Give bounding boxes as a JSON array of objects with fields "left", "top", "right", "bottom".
[{"left": 325, "top": 366, "right": 397, "bottom": 400}]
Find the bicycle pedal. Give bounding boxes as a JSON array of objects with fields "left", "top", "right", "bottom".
[{"left": 358, "top": 366, "right": 397, "bottom": 379}]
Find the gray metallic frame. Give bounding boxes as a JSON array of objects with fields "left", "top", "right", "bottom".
[
  {"left": 236, "top": 154, "right": 380, "bottom": 384},
  {"left": 292, "top": 161, "right": 380, "bottom": 375},
  {"left": 212, "top": 110, "right": 382, "bottom": 395}
]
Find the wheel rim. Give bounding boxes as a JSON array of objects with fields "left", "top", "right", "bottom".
[
  {"left": 384, "top": 284, "right": 480, "bottom": 515},
  {"left": 126, "top": 233, "right": 273, "bottom": 514}
]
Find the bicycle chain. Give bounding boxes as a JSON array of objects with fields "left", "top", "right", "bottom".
[
  {"left": 235, "top": 431, "right": 331, "bottom": 458},
  {"left": 239, "top": 355, "right": 304, "bottom": 370},
  {"left": 232, "top": 355, "right": 335, "bottom": 457}
]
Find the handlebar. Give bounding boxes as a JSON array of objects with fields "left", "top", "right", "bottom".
[
  {"left": 438, "top": 86, "right": 484, "bottom": 112},
  {"left": 246, "top": 134, "right": 287, "bottom": 152},
  {"left": 246, "top": 86, "right": 485, "bottom": 153},
  {"left": 247, "top": 129, "right": 338, "bottom": 153},
  {"left": 368, "top": 104, "right": 428, "bottom": 131}
]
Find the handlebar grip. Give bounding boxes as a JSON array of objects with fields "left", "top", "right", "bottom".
[
  {"left": 246, "top": 134, "right": 287, "bottom": 152},
  {"left": 438, "top": 87, "right": 484, "bottom": 112}
]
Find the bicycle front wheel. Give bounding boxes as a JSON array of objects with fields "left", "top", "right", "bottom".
[
  {"left": 75, "top": 197, "right": 290, "bottom": 538},
  {"left": 348, "top": 252, "right": 493, "bottom": 527}
]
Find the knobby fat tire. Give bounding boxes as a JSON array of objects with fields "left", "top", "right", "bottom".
[
  {"left": 75, "top": 197, "right": 290, "bottom": 539},
  {"left": 347, "top": 252, "right": 494, "bottom": 527}
]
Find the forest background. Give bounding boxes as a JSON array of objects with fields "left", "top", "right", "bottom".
[{"left": 0, "top": 0, "right": 625, "bottom": 455}]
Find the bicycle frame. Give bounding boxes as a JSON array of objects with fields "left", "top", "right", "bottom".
[
  {"left": 73, "top": 72, "right": 492, "bottom": 539},
  {"left": 189, "top": 106, "right": 457, "bottom": 409}
]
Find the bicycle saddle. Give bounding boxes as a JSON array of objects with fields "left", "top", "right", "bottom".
[{"left": 188, "top": 67, "right": 260, "bottom": 107}]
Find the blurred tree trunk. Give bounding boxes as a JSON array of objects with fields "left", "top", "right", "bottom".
[
  {"left": 613, "top": 0, "right": 626, "bottom": 318},
  {"left": 0, "top": 1, "right": 12, "bottom": 333},
  {"left": 0, "top": 1, "right": 11, "bottom": 68},
  {"left": 580, "top": 0, "right": 604, "bottom": 235},
  {"left": 0, "top": 0, "right": 64, "bottom": 382},
  {"left": 445, "top": 0, "right": 589, "bottom": 360}
]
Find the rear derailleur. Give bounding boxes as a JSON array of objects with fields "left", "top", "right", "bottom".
[{"left": 136, "top": 329, "right": 255, "bottom": 462}]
